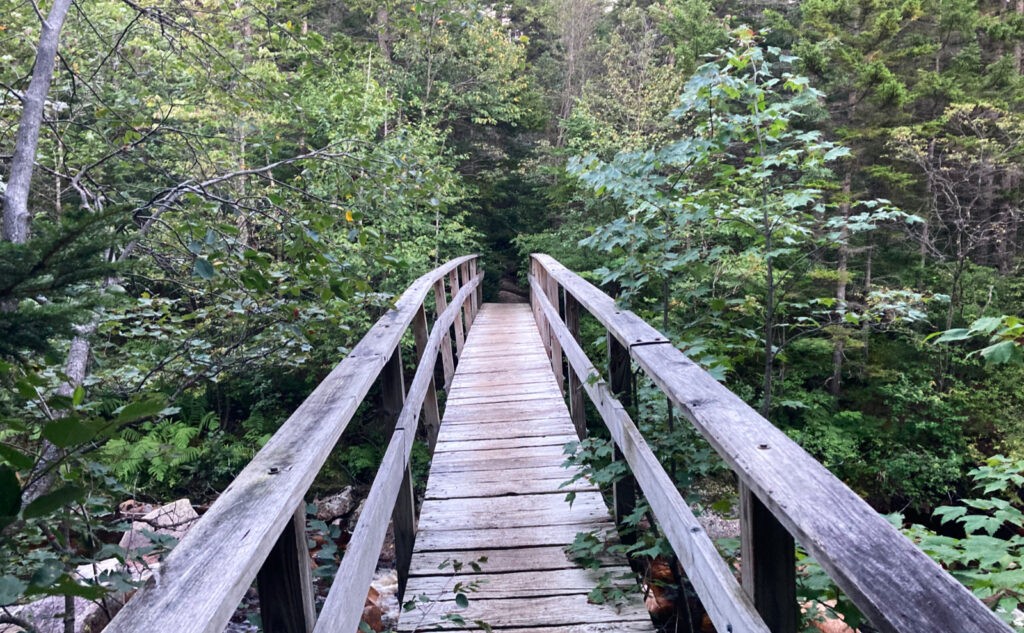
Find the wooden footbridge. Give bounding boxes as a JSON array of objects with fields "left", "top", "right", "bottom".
[{"left": 107, "top": 255, "right": 1011, "bottom": 633}]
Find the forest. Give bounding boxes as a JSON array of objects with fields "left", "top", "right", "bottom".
[{"left": 1, "top": 0, "right": 1024, "bottom": 631}]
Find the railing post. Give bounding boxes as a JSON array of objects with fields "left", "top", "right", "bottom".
[
  {"left": 545, "top": 272, "right": 564, "bottom": 394},
  {"left": 460, "top": 261, "right": 474, "bottom": 329},
  {"left": 565, "top": 290, "right": 586, "bottom": 440},
  {"left": 381, "top": 346, "right": 405, "bottom": 420},
  {"left": 413, "top": 304, "right": 442, "bottom": 452},
  {"left": 468, "top": 258, "right": 480, "bottom": 321},
  {"left": 607, "top": 332, "right": 637, "bottom": 543},
  {"left": 257, "top": 504, "right": 317, "bottom": 633},
  {"left": 740, "top": 485, "right": 798, "bottom": 633},
  {"left": 447, "top": 268, "right": 466, "bottom": 356},
  {"left": 393, "top": 458, "right": 416, "bottom": 603},
  {"left": 433, "top": 279, "right": 456, "bottom": 390},
  {"left": 530, "top": 259, "right": 546, "bottom": 352}
]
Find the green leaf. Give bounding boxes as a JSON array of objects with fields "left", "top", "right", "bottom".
[
  {"left": 932, "top": 328, "right": 970, "bottom": 343},
  {"left": 0, "top": 445, "right": 33, "bottom": 470},
  {"left": 194, "top": 258, "right": 215, "bottom": 279},
  {"left": 29, "top": 560, "right": 63, "bottom": 589},
  {"left": 115, "top": 398, "right": 166, "bottom": 424},
  {"left": 980, "top": 340, "right": 1020, "bottom": 366},
  {"left": 455, "top": 593, "right": 469, "bottom": 608},
  {"left": 0, "top": 575, "right": 27, "bottom": 606},
  {"left": 23, "top": 485, "right": 87, "bottom": 519},
  {"left": 358, "top": 622, "right": 373, "bottom": 633},
  {"left": 42, "top": 418, "right": 96, "bottom": 448}
]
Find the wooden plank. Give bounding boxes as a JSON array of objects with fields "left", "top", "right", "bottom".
[
  {"left": 606, "top": 331, "right": 636, "bottom": 540},
  {"left": 427, "top": 454, "right": 576, "bottom": 475},
  {"left": 546, "top": 269, "right": 565, "bottom": 394},
  {"left": 405, "top": 567, "right": 637, "bottom": 601},
  {"left": 741, "top": 484, "right": 797, "bottom": 633},
  {"left": 478, "top": 625, "right": 654, "bottom": 633},
  {"left": 413, "top": 305, "right": 442, "bottom": 452},
  {"left": 104, "top": 258, "right": 481, "bottom": 633},
  {"left": 417, "top": 493, "right": 609, "bottom": 531},
  {"left": 430, "top": 443, "right": 568, "bottom": 466},
  {"left": 448, "top": 268, "right": 466, "bottom": 356},
  {"left": 447, "top": 383, "right": 561, "bottom": 400},
  {"left": 313, "top": 273, "right": 483, "bottom": 633},
  {"left": 434, "top": 421, "right": 575, "bottom": 442},
  {"left": 413, "top": 522, "right": 616, "bottom": 552},
  {"left": 398, "top": 594, "right": 650, "bottom": 630},
  {"left": 530, "top": 274, "right": 769, "bottom": 633},
  {"left": 257, "top": 504, "right": 317, "bottom": 633},
  {"left": 425, "top": 465, "right": 583, "bottom": 487},
  {"left": 443, "top": 391, "right": 563, "bottom": 407},
  {"left": 409, "top": 546, "right": 617, "bottom": 576},
  {"left": 433, "top": 434, "right": 578, "bottom": 453},
  {"left": 394, "top": 463, "right": 416, "bottom": 602},
  {"left": 565, "top": 290, "right": 587, "bottom": 440},
  {"left": 532, "top": 254, "right": 1010, "bottom": 633},
  {"left": 425, "top": 476, "right": 596, "bottom": 500},
  {"left": 434, "top": 279, "right": 456, "bottom": 390},
  {"left": 441, "top": 401, "right": 573, "bottom": 423}
]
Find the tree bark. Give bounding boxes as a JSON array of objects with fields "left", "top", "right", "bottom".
[
  {"left": 830, "top": 169, "right": 852, "bottom": 397},
  {"left": 1, "top": 0, "right": 74, "bottom": 243}
]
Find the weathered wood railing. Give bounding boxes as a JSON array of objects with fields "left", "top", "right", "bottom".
[
  {"left": 528, "top": 253, "right": 1010, "bottom": 633},
  {"left": 105, "top": 255, "right": 483, "bottom": 633}
]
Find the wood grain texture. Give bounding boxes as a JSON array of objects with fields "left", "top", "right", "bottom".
[
  {"left": 105, "top": 255, "right": 478, "bottom": 633},
  {"left": 257, "top": 504, "right": 317, "bottom": 633},
  {"left": 409, "top": 546, "right": 616, "bottom": 576},
  {"left": 399, "top": 594, "right": 650, "bottom": 630},
  {"left": 532, "top": 253, "right": 1012, "bottom": 633},
  {"left": 530, "top": 273, "right": 769, "bottom": 633},
  {"left": 405, "top": 566, "right": 637, "bottom": 600},
  {"left": 314, "top": 272, "right": 483, "bottom": 633},
  {"left": 401, "top": 303, "right": 651, "bottom": 633}
]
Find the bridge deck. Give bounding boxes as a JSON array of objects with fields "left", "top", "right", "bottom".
[{"left": 398, "top": 303, "right": 653, "bottom": 632}]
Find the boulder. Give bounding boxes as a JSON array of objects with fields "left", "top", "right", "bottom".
[
  {"left": 314, "top": 488, "right": 354, "bottom": 522},
  {"left": 118, "top": 499, "right": 198, "bottom": 551},
  {"left": 5, "top": 594, "right": 126, "bottom": 633}
]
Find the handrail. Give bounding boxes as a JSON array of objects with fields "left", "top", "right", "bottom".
[
  {"left": 528, "top": 273, "right": 770, "bottom": 633},
  {"left": 529, "top": 253, "right": 1010, "bottom": 633},
  {"left": 315, "top": 273, "right": 482, "bottom": 633},
  {"left": 106, "top": 255, "right": 483, "bottom": 633}
]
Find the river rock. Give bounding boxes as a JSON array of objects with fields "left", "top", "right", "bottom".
[{"left": 118, "top": 498, "right": 198, "bottom": 551}]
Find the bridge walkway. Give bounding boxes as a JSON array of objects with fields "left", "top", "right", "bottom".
[{"left": 398, "top": 303, "right": 653, "bottom": 632}]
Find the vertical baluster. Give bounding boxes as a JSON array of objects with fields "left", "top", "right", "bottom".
[
  {"left": 433, "top": 279, "right": 456, "bottom": 390},
  {"left": 545, "top": 273, "right": 564, "bottom": 394},
  {"left": 257, "top": 504, "right": 317, "bottom": 633},
  {"left": 530, "top": 259, "right": 547, "bottom": 352},
  {"left": 413, "top": 304, "right": 442, "bottom": 452},
  {"left": 460, "top": 261, "right": 474, "bottom": 330},
  {"left": 448, "top": 268, "right": 466, "bottom": 356},
  {"left": 393, "top": 460, "right": 416, "bottom": 603},
  {"left": 381, "top": 346, "right": 405, "bottom": 420},
  {"left": 564, "top": 290, "right": 586, "bottom": 440},
  {"left": 607, "top": 332, "right": 637, "bottom": 544},
  {"left": 740, "top": 485, "right": 798, "bottom": 633},
  {"left": 468, "top": 258, "right": 479, "bottom": 321}
]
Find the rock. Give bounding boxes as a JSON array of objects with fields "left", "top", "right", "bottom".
[
  {"left": 119, "top": 498, "right": 198, "bottom": 551},
  {"left": 802, "top": 600, "right": 857, "bottom": 633},
  {"left": 347, "top": 499, "right": 367, "bottom": 532},
  {"left": 117, "top": 499, "right": 155, "bottom": 519},
  {"left": 7, "top": 594, "right": 127, "bottom": 633},
  {"left": 371, "top": 570, "right": 400, "bottom": 631},
  {"left": 361, "top": 586, "right": 384, "bottom": 632},
  {"left": 314, "top": 488, "right": 354, "bottom": 522},
  {"left": 696, "top": 511, "right": 740, "bottom": 542}
]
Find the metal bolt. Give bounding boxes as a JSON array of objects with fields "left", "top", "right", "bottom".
[
  {"left": 758, "top": 443, "right": 770, "bottom": 450},
  {"left": 268, "top": 467, "right": 281, "bottom": 475}
]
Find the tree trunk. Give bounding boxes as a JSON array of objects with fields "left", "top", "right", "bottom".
[
  {"left": 1, "top": 0, "right": 74, "bottom": 243},
  {"left": 830, "top": 169, "right": 852, "bottom": 398}
]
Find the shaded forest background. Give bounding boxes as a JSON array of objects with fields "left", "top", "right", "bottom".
[{"left": 2, "top": 0, "right": 1024, "bottom": 629}]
